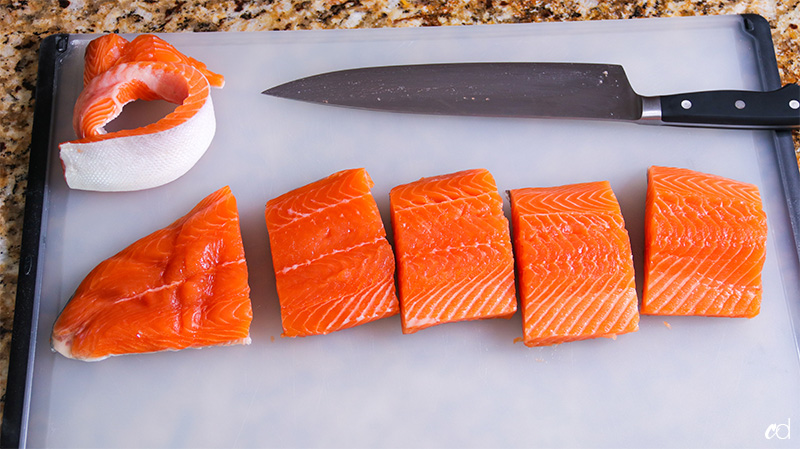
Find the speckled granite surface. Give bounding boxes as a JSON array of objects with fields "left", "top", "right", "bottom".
[{"left": 1, "top": 0, "right": 798, "bottom": 427}]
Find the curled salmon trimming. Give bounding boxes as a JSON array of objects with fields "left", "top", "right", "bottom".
[{"left": 60, "top": 34, "right": 225, "bottom": 192}]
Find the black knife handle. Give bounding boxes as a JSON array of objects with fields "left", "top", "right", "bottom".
[{"left": 660, "top": 84, "right": 800, "bottom": 128}]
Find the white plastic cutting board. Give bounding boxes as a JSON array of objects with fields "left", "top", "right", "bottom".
[{"left": 23, "top": 16, "right": 800, "bottom": 448}]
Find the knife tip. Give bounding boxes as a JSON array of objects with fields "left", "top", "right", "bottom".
[{"left": 262, "top": 86, "right": 293, "bottom": 98}]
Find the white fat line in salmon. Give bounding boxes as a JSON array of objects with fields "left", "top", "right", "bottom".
[{"left": 277, "top": 236, "right": 385, "bottom": 275}]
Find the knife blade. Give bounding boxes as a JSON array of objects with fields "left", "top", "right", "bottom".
[{"left": 262, "top": 63, "right": 800, "bottom": 129}]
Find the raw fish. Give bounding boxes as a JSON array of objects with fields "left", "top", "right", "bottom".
[
  {"left": 642, "top": 166, "right": 767, "bottom": 317},
  {"left": 51, "top": 186, "right": 252, "bottom": 361},
  {"left": 60, "top": 34, "right": 224, "bottom": 192},
  {"left": 509, "top": 181, "right": 639, "bottom": 346},
  {"left": 265, "top": 168, "right": 399, "bottom": 337},
  {"left": 390, "top": 169, "right": 517, "bottom": 334}
]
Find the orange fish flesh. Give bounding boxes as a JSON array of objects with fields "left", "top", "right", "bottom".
[
  {"left": 83, "top": 34, "right": 225, "bottom": 88},
  {"left": 265, "top": 168, "right": 399, "bottom": 337},
  {"left": 82, "top": 33, "right": 128, "bottom": 86},
  {"left": 51, "top": 186, "right": 253, "bottom": 361},
  {"left": 390, "top": 168, "right": 517, "bottom": 334},
  {"left": 642, "top": 166, "right": 767, "bottom": 317},
  {"left": 509, "top": 181, "right": 639, "bottom": 347}
]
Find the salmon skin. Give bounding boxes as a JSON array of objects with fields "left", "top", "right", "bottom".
[
  {"left": 60, "top": 34, "right": 223, "bottom": 192},
  {"left": 390, "top": 169, "right": 517, "bottom": 334},
  {"left": 642, "top": 166, "right": 767, "bottom": 317},
  {"left": 509, "top": 181, "right": 639, "bottom": 347},
  {"left": 51, "top": 186, "right": 253, "bottom": 361},
  {"left": 265, "top": 168, "right": 399, "bottom": 337}
]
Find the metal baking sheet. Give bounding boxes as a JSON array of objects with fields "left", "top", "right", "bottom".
[{"left": 4, "top": 14, "right": 800, "bottom": 448}]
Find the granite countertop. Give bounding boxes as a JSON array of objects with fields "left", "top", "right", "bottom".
[{"left": 1, "top": 0, "right": 798, "bottom": 429}]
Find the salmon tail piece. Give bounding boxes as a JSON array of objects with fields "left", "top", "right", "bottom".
[
  {"left": 265, "top": 168, "right": 400, "bottom": 337},
  {"left": 63, "top": 33, "right": 226, "bottom": 192},
  {"left": 509, "top": 181, "right": 639, "bottom": 347},
  {"left": 50, "top": 186, "right": 253, "bottom": 361},
  {"left": 390, "top": 168, "right": 517, "bottom": 334},
  {"left": 642, "top": 166, "right": 767, "bottom": 317},
  {"left": 60, "top": 60, "right": 216, "bottom": 192}
]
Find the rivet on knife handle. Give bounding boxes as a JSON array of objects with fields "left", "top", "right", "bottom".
[{"left": 657, "top": 84, "right": 800, "bottom": 129}]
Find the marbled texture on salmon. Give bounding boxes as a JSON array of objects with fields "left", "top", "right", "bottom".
[
  {"left": 509, "top": 181, "right": 639, "bottom": 347},
  {"left": 71, "top": 60, "right": 212, "bottom": 141},
  {"left": 642, "top": 166, "right": 767, "bottom": 317},
  {"left": 51, "top": 186, "right": 252, "bottom": 361},
  {"left": 83, "top": 34, "right": 225, "bottom": 88},
  {"left": 390, "top": 168, "right": 517, "bottom": 334},
  {"left": 265, "top": 168, "right": 399, "bottom": 337},
  {"left": 82, "top": 33, "right": 128, "bottom": 86}
]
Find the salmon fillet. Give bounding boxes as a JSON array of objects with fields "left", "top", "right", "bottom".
[
  {"left": 265, "top": 168, "right": 399, "bottom": 337},
  {"left": 390, "top": 169, "right": 517, "bottom": 334},
  {"left": 51, "top": 186, "right": 253, "bottom": 361},
  {"left": 509, "top": 181, "right": 639, "bottom": 347},
  {"left": 642, "top": 166, "right": 767, "bottom": 317}
]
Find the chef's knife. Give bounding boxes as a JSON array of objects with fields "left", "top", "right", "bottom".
[{"left": 262, "top": 63, "right": 800, "bottom": 129}]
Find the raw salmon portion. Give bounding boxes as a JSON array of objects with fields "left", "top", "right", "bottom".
[
  {"left": 390, "top": 169, "right": 517, "bottom": 334},
  {"left": 61, "top": 34, "right": 224, "bottom": 192},
  {"left": 51, "top": 186, "right": 252, "bottom": 361},
  {"left": 642, "top": 166, "right": 767, "bottom": 317},
  {"left": 83, "top": 34, "right": 225, "bottom": 88},
  {"left": 60, "top": 61, "right": 215, "bottom": 191},
  {"left": 265, "top": 168, "right": 399, "bottom": 337},
  {"left": 509, "top": 182, "right": 639, "bottom": 347}
]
